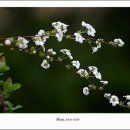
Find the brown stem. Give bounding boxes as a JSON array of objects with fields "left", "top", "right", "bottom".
[
  {"left": 0, "top": 35, "right": 34, "bottom": 40},
  {"left": 0, "top": 88, "right": 7, "bottom": 113}
]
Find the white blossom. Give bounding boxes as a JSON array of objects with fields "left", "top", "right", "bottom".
[
  {"left": 83, "top": 87, "right": 89, "bottom": 96},
  {"left": 52, "top": 21, "right": 69, "bottom": 33},
  {"left": 37, "top": 29, "right": 45, "bottom": 36},
  {"left": 35, "top": 39, "right": 44, "bottom": 46},
  {"left": 104, "top": 93, "right": 111, "bottom": 98},
  {"left": 92, "top": 47, "right": 98, "bottom": 53},
  {"left": 47, "top": 48, "right": 56, "bottom": 55},
  {"left": 88, "top": 66, "right": 102, "bottom": 80},
  {"left": 5, "top": 39, "right": 12, "bottom": 45},
  {"left": 92, "top": 40, "right": 102, "bottom": 53},
  {"left": 77, "top": 69, "right": 89, "bottom": 78},
  {"left": 71, "top": 60, "right": 80, "bottom": 69},
  {"left": 34, "top": 35, "right": 49, "bottom": 47},
  {"left": 110, "top": 95, "right": 119, "bottom": 106},
  {"left": 114, "top": 38, "right": 125, "bottom": 47},
  {"left": 52, "top": 21, "right": 69, "bottom": 42},
  {"left": 82, "top": 21, "right": 96, "bottom": 37},
  {"left": 55, "top": 30, "right": 63, "bottom": 42},
  {"left": 74, "top": 33, "right": 85, "bottom": 44},
  {"left": 100, "top": 80, "right": 108, "bottom": 85},
  {"left": 123, "top": 95, "right": 130, "bottom": 100},
  {"left": 41, "top": 59, "right": 50, "bottom": 69},
  {"left": 34, "top": 30, "right": 49, "bottom": 46},
  {"left": 60, "top": 49, "right": 73, "bottom": 60},
  {"left": 95, "top": 72, "right": 102, "bottom": 80},
  {"left": 17, "top": 37, "right": 29, "bottom": 49},
  {"left": 127, "top": 101, "right": 130, "bottom": 108}
]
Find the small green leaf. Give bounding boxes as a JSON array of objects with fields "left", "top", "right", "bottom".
[
  {"left": 0, "top": 66, "right": 10, "bottom": 72},
  {"left": 6, "top": 77, "right": 12, "bottom": 85},
  {"left": 0, "top": 80, "right": 4, "bottom": 85},
  {"left": 5, "top": 101, "right": 22, "bottom": 112},
  {"left": 0, "top": 56, "right": 6, "bottom": 67},
  {"left": 5, "top": 101, "right": 13, "bottom": 108},
  {"left": 12, "top": 105, "right": 22, "bottom": 111},
  {"left": 3, "top": 78, "right": 21, "bottom": 98},
  {"left": 4, "top": 83, "right": 21, "bottom": 94}
]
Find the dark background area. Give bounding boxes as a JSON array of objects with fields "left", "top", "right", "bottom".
[{"left": 0, "top": 8, "right": 130, "bottom": 113}]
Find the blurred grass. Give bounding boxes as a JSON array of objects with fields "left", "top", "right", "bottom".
[{"left": 0, "top": 8, "right": 130, "bottom": 113}]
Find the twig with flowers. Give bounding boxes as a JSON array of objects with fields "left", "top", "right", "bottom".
[{"left": 0, "top": 21, "right": 130, "bottom": 112}]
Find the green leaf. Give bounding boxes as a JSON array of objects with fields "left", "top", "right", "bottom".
[
  {"left": 0, "top": 56, "right": 9, "bottom": 72},
  {"left": 0, "top": 80, "right": 4, "bottom": 85},
  {"left": 0, "top": 65, "right": 10, "bottom": 72},
  {"left": 5, "top": 101, "right": 22, "bottom": 112},
  {"left": 12, "top": 105, "right": 22, "bottom": 111},
  {"left": 4, "top": 83, "right": 21, "bottom": 94},
  {"left": 3, "top": 78, "right": 21, "bottom": 98},
  {"left": 6, "top": 77, "right": 12, "bottom": 85},
  {"left": 0, "top": 56, "right": 6, "bottom": 67},
  {"left": 5, "top": 101, "right": 13, "bottom": 108}
]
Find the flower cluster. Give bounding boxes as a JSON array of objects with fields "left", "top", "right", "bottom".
[
  {"left": 1, "top": 20, "right": 129, "bottom": 111},
  {"left": 52, "top": 21, "right": 69, "bottom": 42},
  {"left": 104, "top": 93, "right": 130, "bottom": 108},
  {"left": 60, "top": 49, "right": 73, "bottom": 60},
  {"left": 33, "top": 29, "right": 49, "bottom": 51},
  {"left": 82, "top": 21, "right": 96, "bottom": 37},
  {"left": 41, "top": 48, "right": 56, "bottom": 69}
]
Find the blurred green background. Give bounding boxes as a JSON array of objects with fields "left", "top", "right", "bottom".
[{"left": 0, "top": 8, "right": 130, "bottom": 113}]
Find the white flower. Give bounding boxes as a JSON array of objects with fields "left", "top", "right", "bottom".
[
  {"left": 55, "top": 30, "right": 63, "bottom": 42},
  {"left": 104, "top": 93, "right": 111, "bottom": 98},
  {"left": 34, "top": 30, "right": 49, "bottom": 46},
  {"left": 110, "top": 95, "right": 119, "bottom": 106},
  {"left": 52, "top": 21, "right": 69, "bottom": 33},
  {"left": 5, "top": 39, "right": 12, "bottom": 45},
  {"left": 127, "top": 101, "right": 130, "bottom": 108},
  {"left": 92, "top": 47, "right": 98, "bottom": 53},
  {"left": 71, "top": 60, "right": 80, "bottom": 69},
  {"left": 95, "top": 72, "right": 102, "bottom": 80},
  {"left": 82, "top": 21, "right": 96, "bottom": 37},
  {"left": 74, "top": 33, "right": 85, "bottom": 44},
  {"left": 92, "top": 40, "right": 101, "bottom": 53},
  {"left": 47, "top": 48, "right": 56, "bottom": 55},
  {"left": 100, "top": 80, "right": 108, "bottom": 85},
  {"left": 52, "top": 21, "right": 69, "bottom": 42},
  {"left": 34, "top": 35, "right": 49, "bottom": 47},
  {"left": 114, "top": 38, "right": 125, "bottom": 47},
  {"left": 88, "top": 66, "right": 102, "bottom": 80},
  {"left": 88, "top": 66, "right": 98, "bottom": 73},
  {"left": 38, "top": 29, "right": 45, "bottom": 36},
  {"left": 60, "top": 49, "right": 73, "bottom": 60},
  {"left": 77, "top": 69, "right": 89, "bottom": 78},
  {"left": 83, "top": 87, "right": 89, "bottom": 96},
  {"left": 41, "top": 59, "right": 50, "bottom": 69},
  {"left": 17, "top": 37, "right": 29, "bottom": 49},
  {"left": 123, "top": 95, "right": 130, "bottom": 100}
]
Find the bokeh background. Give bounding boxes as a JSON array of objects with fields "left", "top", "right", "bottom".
[{"left": 0, "top": 8, "right": 130, "bottom": 113}]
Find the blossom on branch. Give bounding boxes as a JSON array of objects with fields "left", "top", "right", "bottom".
[
  {"left": 82, "top": 21, "right": 96, "bottom": 37},
  {"left": 71, "top": 60, "right": 80, "bottom": 69},
  {"left": 74, "top": 33, "right": 85, "bottom": 44}
]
